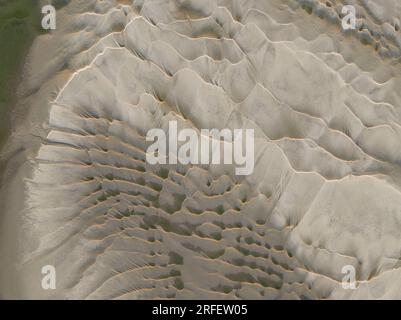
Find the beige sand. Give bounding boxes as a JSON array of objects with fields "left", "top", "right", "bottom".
[{"left": 2, "top": 0, "right": 401, "bottom": 299}]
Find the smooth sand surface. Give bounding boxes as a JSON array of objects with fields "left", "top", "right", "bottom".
[{"left": 2, "top": 0, "right": 401, "bottom": 299}]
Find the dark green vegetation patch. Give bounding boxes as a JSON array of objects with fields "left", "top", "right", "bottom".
[{"left": 0, "top": 0, "right": 42, "bottom": 148}]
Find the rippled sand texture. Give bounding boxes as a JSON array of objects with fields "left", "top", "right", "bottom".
[{"left": 11, "top": 0, "right": 401, "bottom": 299}]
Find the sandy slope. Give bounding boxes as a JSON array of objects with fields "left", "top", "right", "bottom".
[{"left": 2, "top": 0, "right": 401, "bottom": 299}]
